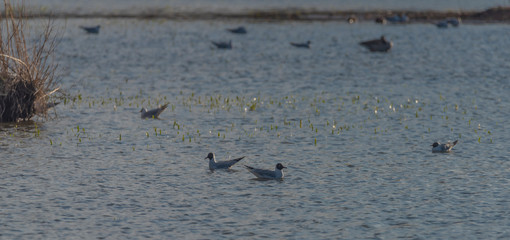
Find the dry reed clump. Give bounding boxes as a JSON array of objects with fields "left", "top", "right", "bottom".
[{"left": 0, "top": 0, "right": 59, "bottom": 122}]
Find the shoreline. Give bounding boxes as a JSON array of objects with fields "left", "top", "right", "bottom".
[{"left": 19, "top": 6, "right": 510, "bottom": 23}]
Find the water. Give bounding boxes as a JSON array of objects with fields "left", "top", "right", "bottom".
[
  {"left": 27, "top": 0, "right": 510, "bottom": 13},
  {"left": 1, "top": 13, "right": 510, "bottom": 240}
]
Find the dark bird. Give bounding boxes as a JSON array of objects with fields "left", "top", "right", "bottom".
[
  {"left": 447, "top": 18, "right": 461, "bottom": 27},
  {"left": 290, "top": 41, "right": 311, "bottom": 48},
  {"left": 227, "top": 26, "right": 247, "bottom": 34},
  {"left": 375, "top": 17, "right": 387, "bottom": 24},
  {"left": 211, "top": 40, "right": 232, "bottom": 49},
  {"left": 385, "top": 14, "right": 409, "bottom": 23},
  {"left": 359, "top": 36, "right": 392, "bottom": 52},
  {"left": 436, "top": 20, "right": 449, "bottom": 28},
  {"left": 80, "top": 25, "right": 100, "bottom": 34}
]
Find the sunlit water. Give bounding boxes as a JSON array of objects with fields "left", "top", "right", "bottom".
[{"left": 1, "top": 18, "right": 510, "bottom": 239}]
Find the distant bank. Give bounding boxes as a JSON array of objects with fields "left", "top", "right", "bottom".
[{"left": 19, "top": 6, "right": 510, "bottom": 23}]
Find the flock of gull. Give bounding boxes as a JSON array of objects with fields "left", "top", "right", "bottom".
[
  {"left": 211, "top": 25, "right": 392, "bottom": 52},
  {"left": 79, "top": 14, "right": 461, "bottom": 53},
  {"left": 78, "top": 19, "right": 461, "bottom": 179},
  {"left": 136, "top": 103, "right": 458, "bottom": 180}
]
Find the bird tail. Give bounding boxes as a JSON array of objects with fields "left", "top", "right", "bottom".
[
  {"left": 244, "top": 165, "right": 254, "bottom": 170},
  {"left": 452, "top": 140, "right": 458, "bottom": 146},
  {"left": 233, "top": 156, "right": 245, "bottom": 162}
]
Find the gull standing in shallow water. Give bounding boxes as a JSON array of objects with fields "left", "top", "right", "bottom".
[
  {"left": 245, "top": 163, "right": 286, "bottom": 179},
  {"left": 140, "top": 103, "right": 169, "bottom": 119},
  {"left": 205, "top": 153, "right": 245, "bottom": 170},
  {"left": 359, "top": 36, "right": 392, "bottom": 52},
  {"left": 431, "top": 140, "right": 458, "bottom": 153}
]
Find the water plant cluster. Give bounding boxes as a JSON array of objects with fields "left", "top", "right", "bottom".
[
  {"left": 0, "top": 1, "right": 60, "bottom": 122},
  {"left": 3, "top": 89, "right": 491, "bottom": 149}
]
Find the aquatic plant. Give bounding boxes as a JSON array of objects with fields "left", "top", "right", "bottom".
[{"left": 0, "top": 1, "right": 60, "bottom": 122}]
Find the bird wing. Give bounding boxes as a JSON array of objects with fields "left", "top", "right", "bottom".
[
  {"left": 359, "top": 39, "right": 379, "bottom": 46},
  {"left": 245, "top": 166, "right": 274, "bottom": 178},
  {"left": 216, "top": 156, "right": 245, "bottom": 169}
]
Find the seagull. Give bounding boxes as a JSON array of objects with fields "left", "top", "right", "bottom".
[
  {"left": 375, "top": 17, "right": 387, "bottom": 24},
  {"left": 431, "top": 140, "right": 459, "bottom": 153},
  {"left": 211, "top": 40, "right": 232, "bottom": 49},
  {"left": 80, "top": 25, "right": 100, "bottom": 34},
  {"left": 245, "top": 163, "right": 286, "bottom": 179},
  {"left": 385, "top": 14, "right": 409, "bottom": 23},
  {"left": 140, "top": 103, "right": 169, "bottom": 119},
  {"left": 290, "top": 41, "right": 311, "bottom": 48},
  {"left": 227, "top": 26, "right": 247, "bottom": 34},
  {"left": 347, "top": 16, "right": 357, "bottom": 24},
  {"left": 205, "top": 153, "right": 245, "bottom": 170},
  {"left": 447, "top": 18, "right": 461, "bottom": 27},
  {"left": 359, "top": 36, "right": 393, "bottom": 52},
  {"left": 436, "top": 20, "right": 449, "bottom": 28}
]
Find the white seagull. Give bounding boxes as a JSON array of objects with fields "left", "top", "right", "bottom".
[
  {"left": 205, "top": 152, "right": 245, "bottom": 170},
  {"left": 140, "top": 103, "right": 169, "bottom": 119},
  {"left": 431, "top": 140, "right": 458, "bottom": 153},
  {"left": 245, "top": 163, "right": 287, "bottom": 179}
]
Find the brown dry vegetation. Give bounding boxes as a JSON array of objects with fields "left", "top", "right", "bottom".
[{"left": 0, "top": 0, "right": 59, "bottom": 122}]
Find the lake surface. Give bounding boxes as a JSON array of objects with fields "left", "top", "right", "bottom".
[
  {"left": 27, "top": 0, "right": 510, "bottom": 13},
  {"left": 1, "top": 15, "right": 510, "bottom": 239}
]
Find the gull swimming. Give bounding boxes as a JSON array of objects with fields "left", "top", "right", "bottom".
[
  {"left": 140, "top": 103, "right": 169, "bottom": 119},
  {"left": 447, "top": 18, "right": 461, "bottom": 27},
  {"left": 436, "top": 20, "right": 449, "bottom": 28},
  {"left": 359, "top": 36, "right": 393, "bottom": 52},
  {"left": 205, "top": 152, "right": 245, "bottom": 170},
  {"left": 431, "top": 140, "right": 458, "bottom": 153},
  {"left": 290, "top": 41, "right": 311, "bottom": 48},
  {"left": 80, "top": 25, "right": 100, "bottom": 34},
  {"left": 211, "top": 40, "right": 232, "bottom": 49},
  {"left": 245, "top": 163, "right": 286, "bottom": 179},
  {"left": 227, "top": 26, "right": 247, "bottom": 34}
]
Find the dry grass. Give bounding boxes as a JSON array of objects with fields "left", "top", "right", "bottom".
[{"left": 0, "top": 0, "right": 59, "bottom": 122}]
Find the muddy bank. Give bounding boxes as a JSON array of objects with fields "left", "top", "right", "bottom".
[{"left": 20, "top": 6, "right": 510, "bottom": 23}]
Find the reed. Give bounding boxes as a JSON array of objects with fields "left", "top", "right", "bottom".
[{"left": 0, "top": 0, "right": 59, "bottom": 122}]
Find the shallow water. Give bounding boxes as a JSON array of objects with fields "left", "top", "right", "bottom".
[{"left": 1, "top": 18, "right": 510, "bottom": 239}]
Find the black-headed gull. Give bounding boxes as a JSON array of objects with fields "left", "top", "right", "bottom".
[
  {"left": 431, "top": 140, "right": 458, "bottom": 153},
  {"left": 245, "top": 163, "right": 286, "bottom": 179},
  {"left": 205, "top": 152, "right": 245, "bottom": 170},
  {"left": 140, "top": 103, "right": 169, "bottom": 119}
]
